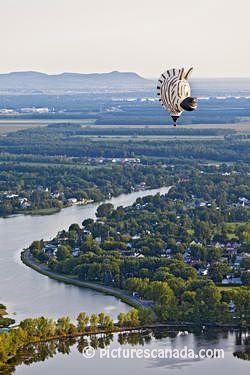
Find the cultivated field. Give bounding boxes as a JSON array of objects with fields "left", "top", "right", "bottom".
[
  {"left": 82, "top": 123, "right": 250, "bottom": 132},
  {"left": 0, "top": 119, "right": 249, "bottom": 135},
  {"left": 0, "top": 119, "right": 91, "bottom": 134}
]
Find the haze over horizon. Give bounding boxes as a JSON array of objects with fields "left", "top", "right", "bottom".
[
  {"left": 1, "top": 70, "right": 250, "bottom": 80},
  {"left": 1, "top": 0, "right": 249, "bottom": 78}
]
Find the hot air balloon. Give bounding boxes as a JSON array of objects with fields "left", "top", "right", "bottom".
[{"left": 157, "top": 67, "right": 197, "bottom": 126}]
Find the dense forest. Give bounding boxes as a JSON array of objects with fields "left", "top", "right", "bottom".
[{"left": 0, "top": 124, "right": 249, "bottom": 162}]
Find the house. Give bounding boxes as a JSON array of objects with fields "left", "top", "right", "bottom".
[
  {"left": 83, "top": 229, "right": 91, "bottom": 235},
  {"left": 134, "top": 253, "right": 145, "bottom": 258},
  {"left": 135, "top": 203, "right": 148, "bottom": 209},
  {"left": 132, "top": 292, "right": 140, "bottom": 298},
  {"left": 19, "top": 197, "right": 31, "bottom": 209},
  {"left": 164, "top": 248, "right": 172, "bottom": 255},
  {"left": 189, "top": 240, "right": 202, "bottom": 247},
  {"left": 222, "top": 275, "right": 242, "bottom": 285},
  {"left": 43, "top": 244, "right": 58, "bottom": 257},
  {"left": 20, "top": 201, "right": 31, "bottom": 209},
  {"left": 199, "top": 202, "right": 207, "bottom": 207},
  {"left": 225, "top": 247, "right": 238, "bottom": 256},
  {"left": 5, "top": 193, "right": 19, "bottom": 199},
  {"left": 226, "top": 242, "right": 240, "bottom": 249},
  {"left": 214, "top": 242, "right": 223, "bottom": 248},
  {"left": 190, "top": 240, "right": 196, "bottom": 246},
  {"left": 238, "top": 197, "right": 249, "bottom": 207},
  {"left": 68, "top": 198, "right": 77, "bottom": 204},
  {"left": 72, "top": 247, "right": 80, "bottom": 257},
  {"left": 121, "top": 250, "right": 135, "bottom": 257},
  {"left": 229, "top": 300, "right": 235, "bottom": 313},
  {"left": 234, "top": 255, "right": 243, "bottom": 268},
  {"left": 183, "top": 250, "right": 191, "bottom": 262},
  {"left": 50, "top": 192, "right": 61, "bottom": 199},
  {"left": 198, "top": 268, "right": 208, "bottom": 276},
  {"left": 132, "top": 234, "right": 140, "bottom": 240}
]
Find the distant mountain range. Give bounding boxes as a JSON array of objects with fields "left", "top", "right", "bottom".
[
  {"left": 0, "top": 71, "right": 153, "bottom": 92},
  {"left": 0, "top": 71, "right": 249, "bottom": 96}
]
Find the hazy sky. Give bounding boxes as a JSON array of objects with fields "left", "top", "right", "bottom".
[{"left": 1, "top": 0, "right": 249, "bottom": 77}]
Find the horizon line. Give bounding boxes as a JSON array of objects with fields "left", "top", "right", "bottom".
[{"left": 0, "top": 70, "right": 249, "bottom": 80}]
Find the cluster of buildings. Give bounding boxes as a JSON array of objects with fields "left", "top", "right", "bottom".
[
  {"left": 42, "top": 241, "right": 80, "bottom": 258},
  {"left": 41, "top": 233, "right": 249, "bottom": 286},
  {"left": 236, "top": 197, "right": 250, "bottom": 208},
  {"left": 1, "top": 188, "right": 89, "bottom": 209},
  {"left": 182, "top": 240, "right": 248, "bottom": 285},
  {"left": 0, "top": 107, "right": 51, "bottom": 114},
  {"left": 98, "top": 157, "right": 141, "bottom": 165},
  {"left": 2, "top": 192, "right": 31, "bottom": 209}
]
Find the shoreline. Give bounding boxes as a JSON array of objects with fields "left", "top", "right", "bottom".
[
  {"left": 21, "top": 249, "right": 249, "bottom": 329},
  {"left": 2, "top": 324, "right": 248, "bottom": 371},
  {"left": 21, "top": 249, "right": 145, "bottom": 311},
  {"left": 1, "top": 185, "right": 169, "bottom": 219}
]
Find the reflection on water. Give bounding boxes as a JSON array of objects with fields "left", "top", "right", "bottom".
[
  {"left": 2, "top": 329, "right": 249, "bottom": 375},
  {"left": 233, "top": 332, "right": 250, "bottom": 361}
]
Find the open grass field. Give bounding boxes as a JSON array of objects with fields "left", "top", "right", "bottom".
[
  {"left": 0, "top": 121, "right": 48, "bottom": 134},
  {"left": 88, "top": 135, "right": 225, "bottom": 141},
  {"left": 0, "top": 119, "right": 92, "bottom": 134},
  {"left": 0, "top": 119, "right": 249, "bottom": 135},
  {"left": 82, "top": 123, "right": 250, "bottom": 132}
]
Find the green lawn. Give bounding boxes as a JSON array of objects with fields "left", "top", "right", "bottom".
[{"left": 22, "top": 207, "right": 61, "bottom": 216}]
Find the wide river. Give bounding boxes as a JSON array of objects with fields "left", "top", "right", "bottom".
[
  {"left": 0, "top": 186, "right": 249, "bottom": 375},
  {"left": 0, "top": 187, "right": 170, "bottom": 322}
]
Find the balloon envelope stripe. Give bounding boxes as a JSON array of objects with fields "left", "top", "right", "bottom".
[{"left": 157, "top": 66, "right": 197, "bottom": 122}]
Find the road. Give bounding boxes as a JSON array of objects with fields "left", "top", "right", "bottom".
[{"left": 23, "top": 249, "right": 153, "bottom": 313}]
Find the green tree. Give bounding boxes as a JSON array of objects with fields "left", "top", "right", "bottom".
[
  {"left": 90, "top": 314, "right": 99, "bottom": 331},
  {"left": 56, "top": 316, "right": 71, "bottom": 336},
  {"left": 96, "top": 203, "right": 114, "bottom": 218},
  {"left": 56, "top": 245, "right": 72, "bottom": 261},
  {"left": 77, "top": 312, "right": 89, "bottom": 332},
  {"left": 208, "top": 262, "right": 231, "bottom": 283}
]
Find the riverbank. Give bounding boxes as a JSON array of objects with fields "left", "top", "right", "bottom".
[
  {"left": 0, "top": 186, "right": 172, "bottom": 323},
  {"left": 21, "top": 249, "right": 147, "bottom": 311},
  {"left": 1, "top": 186, "right": 171, "bottom": 219},
  {"left": 15, "top": 207, "right": 61, "bottom": 216},
  {"left": 21, "top": 249, "right": 250, "bottom": 329},
  {"left": 3, "top": 319, "right": 248, "bottom": 371}
]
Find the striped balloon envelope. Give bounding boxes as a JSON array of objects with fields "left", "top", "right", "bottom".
[{"left": 157, "top": 67, "right": 197, "bottom": 126}]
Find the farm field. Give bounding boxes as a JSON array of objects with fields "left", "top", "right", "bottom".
[{"left": 0, "top": 119, "right": 249, "bottom": 135}]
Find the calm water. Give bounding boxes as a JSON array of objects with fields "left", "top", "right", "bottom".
[
  {"left": 0, "top": 187, "right": 170, "bottom": 322},
  {"left": 9, "top": 329, "right": 250, "bottom": 375}
]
